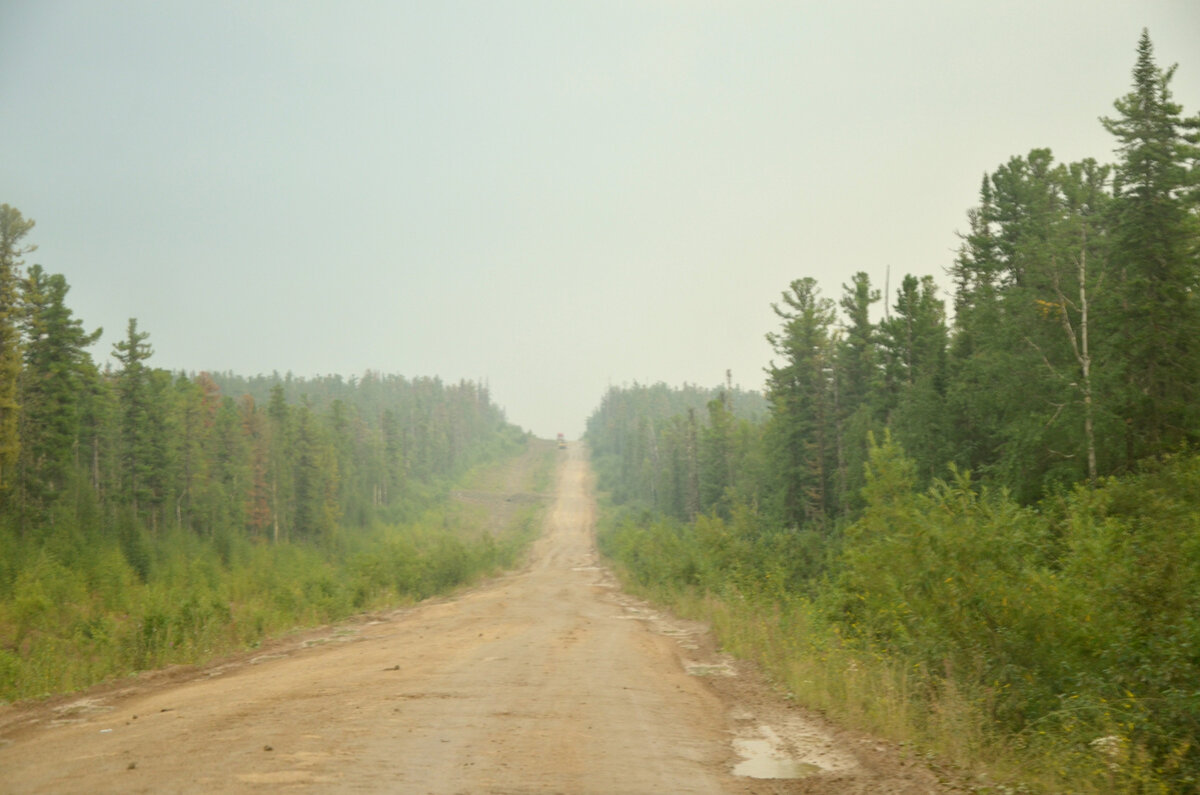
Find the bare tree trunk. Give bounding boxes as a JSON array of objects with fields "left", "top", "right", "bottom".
[
  {"left": 1045, "top": 230, "right": 1097, "bottom": 484},
  {"left": 1078, "top": 244, "right": 1097, "bottom": 483}
]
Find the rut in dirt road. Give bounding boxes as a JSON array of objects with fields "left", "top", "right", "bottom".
[{"left": 0, "top": 444, "right": 947, "bottom": 794}]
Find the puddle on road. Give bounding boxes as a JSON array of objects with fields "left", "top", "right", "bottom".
[
  {"left": 733, "top": 737, "right": 820, "bottom": 779},
  {"left": 731, "top": 725, "right": 833, "bottom": 780}
]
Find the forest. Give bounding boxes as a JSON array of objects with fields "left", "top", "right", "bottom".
[
  {"left": 0, "top": 208, "right": 542, "bottom": 700},
  {"left": 3, "top": 26, "right": 1197, "bottom": 794},
  {"left": 589, "top": 32, "right": 1200, "bottom": 792}
]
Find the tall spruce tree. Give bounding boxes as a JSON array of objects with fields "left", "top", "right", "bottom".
[
  {"left": 17, "top": 266, "right": 101, "bottom": 511},
  {"left": 835, "top": 272, "right": 882, "bottom": 512},
  {"left": 112, "top": 318, "right": 154, "bottom": 517},
  {"left": 266, "top": 382, "right": 292, "bottom": 542},
  {"left": 879, "top": 275, "right": 950, "bottom": 484},
  {"left": 765, "top": 278, "right": 837, "bottom": 528},
  {"left": 1100, "top": 29, "right": 1200, "bottom": 462}
]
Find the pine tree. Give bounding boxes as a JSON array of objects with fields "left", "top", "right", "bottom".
[
  {"left": 17, "top": 266, "right": 101, "bottom": 511},
  {"left": 112, "top": 319, "right": 154, "bottom": 517},
  {"left": 266, "top": 382, "right": 292, "bottom": 542},
  {"left": 380, "top": 408, "right": 404, "bottom": 507},
  {"left": 209, "top": 393, "right": 249, "bottom": 534},
  {"left": 835, "top": 272, "right": 882, "bottom": 512},
  {"left": 880, "top": 275, "right": 950, "bottom": 484},
  {"left": 765, "top": 278, "right": 838, "bottom": 528},
  {"left": 170, "top": 375, "right": 209, "bottom": 531},
  {"left": 0, "top": 205, "right": 36, "bottom": 496},
  {"left": 240, "top": 395, "right": 272, "bottom": 537},
  {"left": 292, "top": 401, "right": 323, "bottom": 538},
  {"left": 141, "top": 369, "right": 175, "bottom": 531},
  {"left": 700, "top": 391, "right": 735, "bottom": 517},
  {"left": 1100, "top": 29, "right": 1200, "bottom": 461}
]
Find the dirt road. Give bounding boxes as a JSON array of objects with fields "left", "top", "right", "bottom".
[{"left": 0, "top": 445, "right": 944, "bottom": 793}]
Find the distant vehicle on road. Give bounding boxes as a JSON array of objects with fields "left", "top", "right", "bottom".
[{"left": 557, "top": 433, "right": 566, "bottom": 450}]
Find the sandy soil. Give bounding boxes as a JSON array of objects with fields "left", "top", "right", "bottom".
[{"left": 0, "top": 444, "right": 950, "bottom": 794}]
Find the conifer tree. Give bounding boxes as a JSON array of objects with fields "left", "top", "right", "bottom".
[
  {"left": 240, "top": 395, "right": 272, "bottom": 537},
  {"left": 1100, "top": 29, "right": 1200, "bottom": 461},
  {"left": 700, "top": 391, "right": 735, "bottom": 517},
  {"left": 208, "top": 394, "right": 249, "bottom": 533},
  {"left": 112, "top": 318, "right": 154, "bottom": 516},
  {"left": 879, "top": 275, "right": 950, "bottom": 483},
  {"left": 170, "top": 375, "right": 208, "bottom": 530},
  {"left": 292, "top": 401, "right": 323, "bottom": 538},
  {"left": 765, "top": 278, "right": 837, "bottom": 528},
  {"left": 0, "top": 205, "right": 35, "bottom": 496},
  {"left": 266, "top": 383, "right": 292, "bottom": 542},
  {"left": 835, "top": 272, "right": 882, "bottom": 512},
  {"left": 17, "top": 266, "right": 101, "bottom": 511},
  {"left": 947, "top": 151, "right": 1115, "bottom": 497},
  {"left": 380, "top": 408, "right": 403, "bottom": 507}
]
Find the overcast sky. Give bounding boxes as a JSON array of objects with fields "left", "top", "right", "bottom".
[{"left": 2, "top": 2, "right": 1198, "bottom": 439}]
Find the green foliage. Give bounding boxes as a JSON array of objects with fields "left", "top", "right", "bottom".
[
  {"left": 765, "top": 277, "right": 839, "bottom": 528},
  {"left": 1055, "top": 454, "right": 1200, "bottom": 789},
  {"left": 598, "top": 500, "right": 837, "bottom": 607},
  {"left": 0, "top": 438, "right": 549, "bottom": 703},
  {"left": 879, "top": 275, "right": 952, "bottom": 486},
  {"left": 0, "top": 204, "right": 541, "bottom": 704},
  {"left": 598, "top": 435, "right": 1200, "bottom": 790},
  {"left": 840, "top": 439, "right": 1068, "bottom": 730},
  {"left": 1100, "top": 30, "right": 1200, "bottom": 463},
  {"left": 948, "top": 148, "right": 1117, "bottom": 501},
  {"left": 586, "top": 381, "right": 767, "bottom": 519},
  {"left": 112, "top": 318, "right": 157, "bottom": 515},
  {"left": 588, "top": 30, "right": 1200, "bottom": 793},
  {"left": 17, "top": 265, "right": 101, "bottom": 513},
  {"left": 0, "top": 204, "right": 36, "bottom": 494}
]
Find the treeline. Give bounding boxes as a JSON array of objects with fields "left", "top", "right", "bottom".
[
  {"left": 586, "top": 379, "right": 767, "bottom": 518},
  {"left": 0, "top": 203, "right": 534, "bottom": 699},
  {"left": 594, "top": 32, "right": 1199, "bottom": 523},
  {"left": 0, "top": 249, "right": 519, "bottom": 542},
  {"left": 590, "top": 32, "right": 1200, "bottom": 791}
]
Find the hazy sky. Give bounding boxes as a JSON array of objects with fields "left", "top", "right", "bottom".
[{"left": 3, "top": 2, "right": 1198, "bottom": 439}]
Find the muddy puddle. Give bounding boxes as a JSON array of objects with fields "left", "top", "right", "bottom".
[
  {"left": 733, "top": 736, "right": 820, "bottom": 779},
  {"left": 731, "top": 722, "right": 860, "bottom": 780}
]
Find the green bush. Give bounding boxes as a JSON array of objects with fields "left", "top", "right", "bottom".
[{"left": 597, "top": 437, "right": 1200, "bottom": 791}]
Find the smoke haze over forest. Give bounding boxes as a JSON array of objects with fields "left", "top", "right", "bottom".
[{"left": 3, "top": 1, "right": 1197, "bottom": 437}]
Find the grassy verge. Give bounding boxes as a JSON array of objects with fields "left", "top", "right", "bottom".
[
  {"left": 602, "top": 551, "right": 1077, "bottom": 793},
  {"left": 0, "top": 438, "right": 556, "bottom": 703},
  {"left": 596, "top": 445, "right": 1200, "bottom": 792},
  {"left": 596, "top": 497, "right": 1164, "bottom": 794}
]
